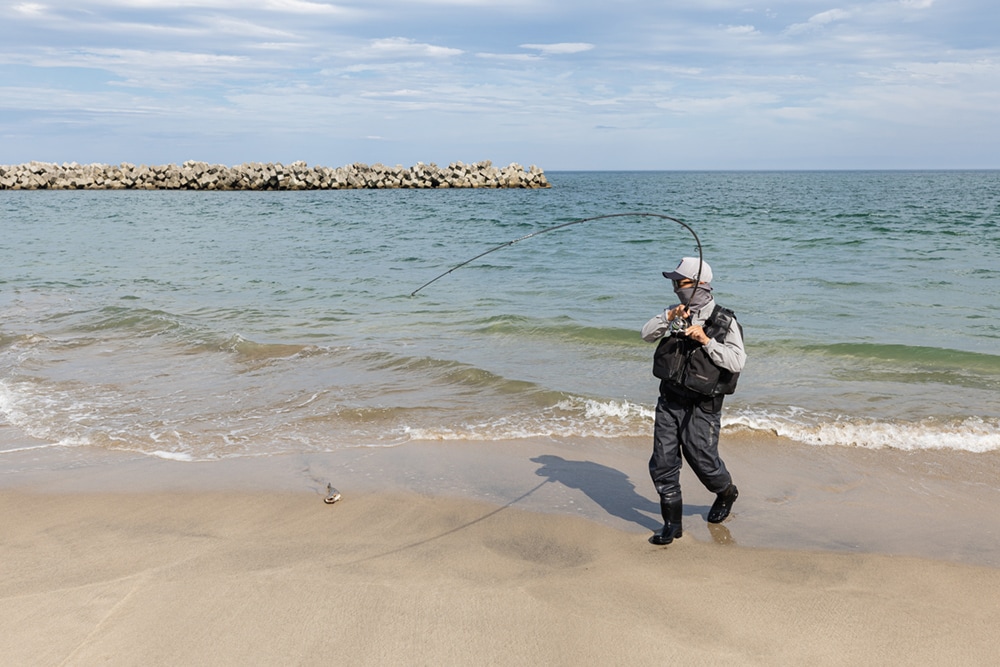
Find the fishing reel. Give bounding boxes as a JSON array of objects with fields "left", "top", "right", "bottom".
[{"left": 667, "top": 316, "right": 690, "bottom": 336}]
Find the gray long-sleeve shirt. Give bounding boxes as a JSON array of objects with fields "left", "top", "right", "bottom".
[{"left": 641, "top": 297, "right": 746, "bottom": 374}]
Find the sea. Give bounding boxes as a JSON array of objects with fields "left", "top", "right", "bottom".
[{"left": 1, "top": 171, "right": 998, "bottom": 469}]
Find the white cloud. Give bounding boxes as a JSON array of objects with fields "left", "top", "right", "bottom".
[
  {"left": 655, "top": 91, "right": 780, "bottom": 114},
  {"left": 201, "top": 16, "right": 299, "bottom": 40},
  {"left": 724, "top": 25, "right": 758, "bottom": 35},
  {"left": 0, "top": 0, "right": 996, "bottom": 168},
  {"left": 786, "top": 8, "right": 852, "bottom": 35},
  {"left": 88, "top": 0, "right": 349, "bottom": 14},
  {"left": 12, "top": 2, "right": 47, "bottom": 15},
  {"left": 520, "top": 43, "right": 594, "bottom": 55},
  {"left": 771, "top": 106, "right": 821, "bottom": 121},
  {"left": 475, "top": 52, "right": 541, "bottom": 62},
  {"left": 360, "top": 88, "right": 424, "bottom": 98},
  {"left": 367, "top": 37, "right": 464, "bottom": 58},
  {"left": 0, "top": 46, "right": 252, "bottom": 76},
  {"left": 260, "top": 0, "right": 348, "bottom": 12},
  {"left": 861, "top": 57, "right": 1000, "bottom": 86}
]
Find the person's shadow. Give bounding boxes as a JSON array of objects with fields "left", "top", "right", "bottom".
[{"left": 531, "top": 455, "right": 662, "bottom": 531}]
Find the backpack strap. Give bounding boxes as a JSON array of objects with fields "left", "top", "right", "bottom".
[{"left": 705, "top": 304, "right": 735, "bottom": 339}]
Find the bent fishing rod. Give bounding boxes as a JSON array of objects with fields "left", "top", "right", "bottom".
[{"left": 409, "top": 212, "right": 705, "bottom": 308}]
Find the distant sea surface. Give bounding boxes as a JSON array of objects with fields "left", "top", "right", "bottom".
[{"left": 2, "top": 171, "right": 998, "bottom": 467}]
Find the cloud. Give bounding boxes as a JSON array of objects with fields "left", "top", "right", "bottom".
[
  {"left": 655, "top": 91, "right": 780, "bottom": 115},
  {"left": 785, "top": 8, "right": 852, "bottom": 35},
  {"left": 861, "top": 57, "right": 1000, "bottom": 86},
  {"left": 771, "top": 106, "right": 820, "bottom": 121},
  {"left": 520, "top": 43, "right": 594, "bottom": 55},
  {"left": 12, "top": 2, "right": 47, "bottom": 15},
  {"left": 475, "top": 52, "right": 541, "bottom": 62},
  {"left": 259, "top": 0, "right": 349, "bottom": 12},
  {"left": 88, "top": 0, "right": 349, "bottom": 14},
  {"left": 367, "top": 37, "right": 464, "bottom": 58},
  {"left": 360, "top": 88, "right": 424, "bottom": 98},
  {"left": 200, "top": 16, "right": 300, "bottom": 40},
  {"left": 724, "top": 25, "right": 758, "bottom": 35},
  {"left": 0, "top": 0, "right": 996, "bottom": 168}
]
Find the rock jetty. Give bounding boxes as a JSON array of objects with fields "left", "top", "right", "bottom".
[{"left": 0, "top": 160, "right": 550, "bottom": 190}]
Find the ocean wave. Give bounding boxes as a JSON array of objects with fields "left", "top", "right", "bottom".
[
  {"left": 217, "top": 334, "right": 327, "bottom": 367},
  {"left": 6, "top": 321, "right": 998, "bottom": 459},
  {"left": 20, "top": 304, "right": 336, "bottom": 367},
  {"left": 402, "top": 397, "right": 654, "bottom": 441},
  {"left": 804, "top": 342, "right": 1000, "bottom": 371},
  {"left": 402, "top": 397, "right": 1000, "bottom": 454},
  {"left": 362, "top": 349, "right": 568, "bottom": 401},
  {"left": 469, "top": 314, "right": 642, "bottom": 346},
  {"left": 725, "top": 408, "right": 1000, "bottom": 453},
  {"left": 753, "top": 340, "right": 1000, "bottom": 391},
  {"left": 76, "top": 305, "right": 184, "bottom": 336},
  {"left": 5, "top": 365, "right": 998, "bottom": 457}
]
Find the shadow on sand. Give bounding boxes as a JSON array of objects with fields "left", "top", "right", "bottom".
[
  {"left": 530, "top": 455, "right": 738, "bottom": 544},
  {"left": 531, "top": 454, "right": 663, "bottom": 531}
]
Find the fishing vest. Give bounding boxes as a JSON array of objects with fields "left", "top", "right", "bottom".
[{"left": 652, "top": 304, "right": 742, "bottom": 399}]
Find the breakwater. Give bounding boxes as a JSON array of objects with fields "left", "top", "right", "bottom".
[{"left": 0, "top": 160, "right": 550, "bottom": 190}]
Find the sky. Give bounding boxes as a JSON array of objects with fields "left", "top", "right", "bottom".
[{"left": 1, "top": 0, "right": 998, "bottom": 170}]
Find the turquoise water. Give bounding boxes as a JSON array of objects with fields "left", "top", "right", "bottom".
[{"left": 1, "top": 171, "right": 998, "bottom": 463}]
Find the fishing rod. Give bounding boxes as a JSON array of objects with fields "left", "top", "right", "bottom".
[{"left": 409, "top": 212, "right": 704, "bottom": 306}]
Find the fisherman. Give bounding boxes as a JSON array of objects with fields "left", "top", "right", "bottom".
[{"left": 641, "top": 257, "right": 746, "bottom": 545}]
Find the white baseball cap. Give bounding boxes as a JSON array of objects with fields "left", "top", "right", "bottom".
[{"left": 662, "top": 257, "right": 713, "bottom": 283}]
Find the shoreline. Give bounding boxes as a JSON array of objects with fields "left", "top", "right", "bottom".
[
  {"left": 3, "top": 434, "right": 1000, "bottom": 664},
  {"left": 4, "top": 431, "right": 999, "bottom": 568}
]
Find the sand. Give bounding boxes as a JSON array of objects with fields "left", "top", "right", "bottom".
[{"left": 2, "top": 434, "right": 1000, "bottom": 665}]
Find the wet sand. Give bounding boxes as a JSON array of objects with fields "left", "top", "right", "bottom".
[{"left": 2, "top": 433, "right": 1000, "bottom": 664}]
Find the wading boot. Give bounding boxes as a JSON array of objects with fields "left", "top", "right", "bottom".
[
  {"left": 707, "top": 483, "right": 739, "bottom": 524},
  {"left": 649, "top": 494, "right": 683, "bottom": 545}
]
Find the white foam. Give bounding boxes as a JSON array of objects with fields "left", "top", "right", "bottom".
[
  {"left": 402, "top": 399, "right": 1000, "bottom": 453},
  {"left": 725, "top": 409, "right": 1000, "bottom": 453},
  {"left": 150, "top": 450, "right": 195, "bottom": 462},
  {"left": 0, "top": 442, "right": 59, "bottom": 455},
  {"left": 579, "top": 398, "right": 655, "bottom": 421},
  {"left": 404, "top": 397, "right": 654, "bottom": 441}
]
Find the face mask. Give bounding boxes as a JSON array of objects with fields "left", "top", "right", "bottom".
[{"left": 674, "top": 284, "right": 713, "bottom": 313}]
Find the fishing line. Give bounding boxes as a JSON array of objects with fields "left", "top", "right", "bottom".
[{"left": 409, "top": 212, "right": 705, "bottom": 308}]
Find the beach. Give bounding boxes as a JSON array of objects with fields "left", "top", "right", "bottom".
[
  {"left": 4, "top": 433, "right": 999, "bottom": 666},
  {"left": 2, "top": 172, "right": 998, "bottom": 663}
]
